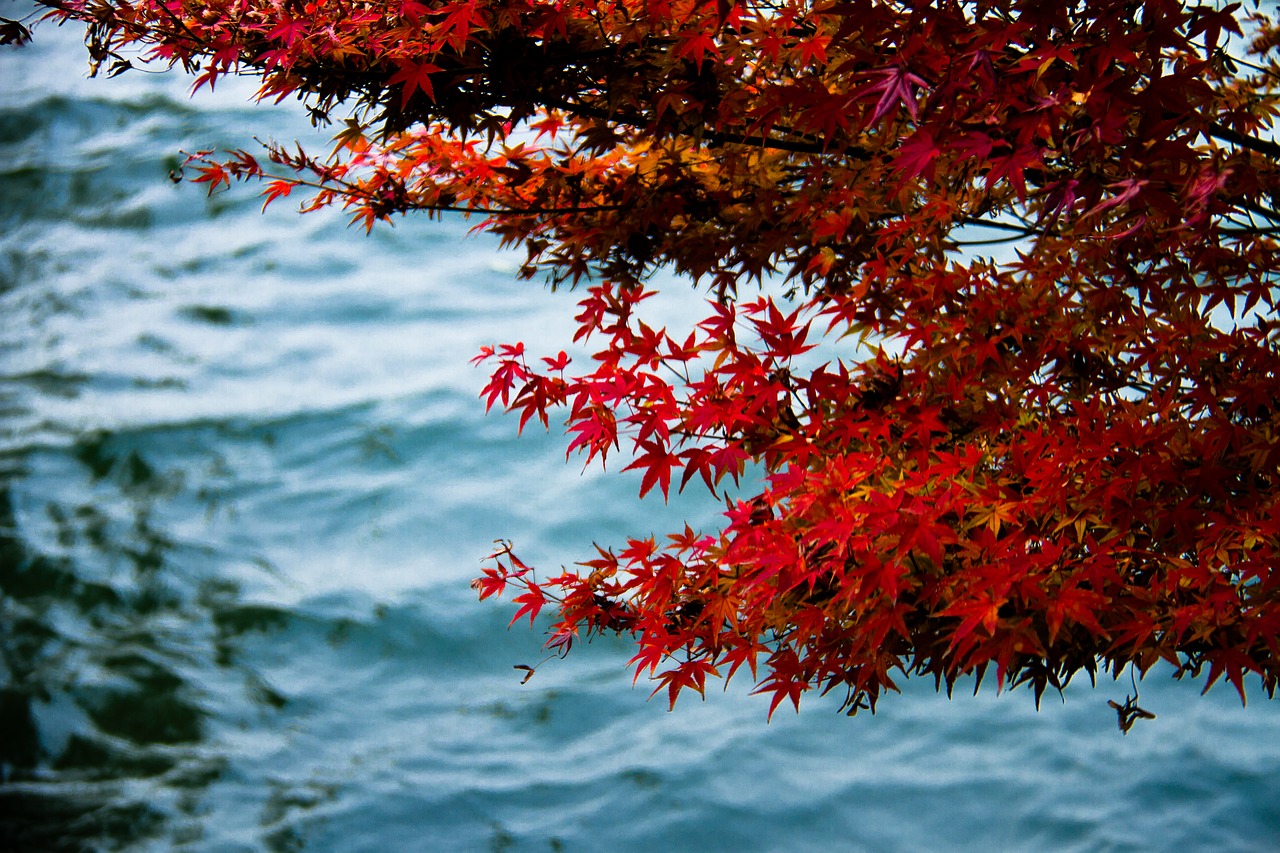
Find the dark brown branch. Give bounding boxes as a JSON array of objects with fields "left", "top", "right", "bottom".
[
  {"left": 961, "top": 217, "right": 1043, "bottom": 237},
  {"left": 1235, "top": 198, "right": 1280, "bottom": 224},
  {"left": 1207, "top": 123, "right": 1280, "bottom": 161}
]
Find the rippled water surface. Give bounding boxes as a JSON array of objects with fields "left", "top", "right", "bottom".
[{"left": 2, "top": 12, "right": 1280, "bottom": 853}]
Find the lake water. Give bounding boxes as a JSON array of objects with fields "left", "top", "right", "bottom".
[{"left": 2, "top": 11, "right": 1279, "bottom": 852}]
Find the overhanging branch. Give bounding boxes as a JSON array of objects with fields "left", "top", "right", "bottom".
[{"left": 1208, "top": 123, "right": 1280, "bottom": 161}]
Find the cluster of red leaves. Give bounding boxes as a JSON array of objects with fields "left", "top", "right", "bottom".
[{"left": 32, "top": 0, "right": 1280, "bottom": 715}]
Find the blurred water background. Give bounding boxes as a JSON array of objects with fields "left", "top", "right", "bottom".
[{"left": 2, "top": 7, "right": 1279, "bottom": 851}]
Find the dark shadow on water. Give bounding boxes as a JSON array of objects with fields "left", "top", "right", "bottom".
[{"left": 0, "top": 434, "right": 291, "bottom": 851}]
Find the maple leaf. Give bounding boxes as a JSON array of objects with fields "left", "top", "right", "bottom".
[
  {"left": 396, "top": 0, "right": 431, "bottom": 22},
  {"left": 984, "top": 146, "right": 1043, "bottom": 199},
  {"left": 0, "top": 17, "right": 32, "bottom": 46},
  {"left": 859, "top": 65, "right": 929, "bottom": 125},
  {"left": 471, "top": 567, "right": 508, "bottom": 600},
  {"left": 649, "top": 659, "right": 720, "bottom": 710},
  {"left": 266, "top": 16, "right": 308, "bottom": 47},
  {"left": 753, "top": 654, "right": 808, "bottom": 721},
  {"left": 387, "top": 59, "right": 440, "bottom": 108},
  {"left": 509, "top": 582, "right": 546, "bottom": 627},
  {"left": 434, "top": 0, "right": 481, "bottom": 50},
  {"left": 530, "top": 112, "right": 565, "bottom": 142},
  {"left": 1201, "top": 647, "right": 1262, "bottom": 705},
  {"left": 797, "top": 34, "right": 831, "bottom": 67},
  {"left": 479, "top": 353, "right": 529, "bottom": 412},
  {"left": 623, "top": 439, "right": 680, "bottom": 500},
  {"left": 565, "top": 408, "right": 618, "bottom": 465},
  {"left": 190, "top": 162, "right": 231, "bottom": 193},
  {"left": 673, "top": 29, "right": 719, "bottom": 65},
  {"left": 943, "top": 596, "right": 1002, "bottom": 650},
  {"left": 893, "top": 129, "right": 942, "bottom": 181},
  {"left": 260, "top": 179, "right": 294, "bottom": 211}
]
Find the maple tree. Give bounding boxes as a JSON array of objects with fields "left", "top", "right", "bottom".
[{"left": 19, "top": 0, "right": 1280, "bottom": 718}]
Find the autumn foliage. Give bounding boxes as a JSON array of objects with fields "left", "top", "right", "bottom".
[{"left": 25, "top": 0, "right": 1280, "bottom": 716}]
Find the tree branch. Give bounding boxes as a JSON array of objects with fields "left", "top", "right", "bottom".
[{"left": 1207, "top": 123, "right": 1280, "bottom": 161}]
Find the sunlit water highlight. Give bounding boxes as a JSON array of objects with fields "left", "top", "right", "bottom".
[{"left": 1, "top": 12, "right": 1279, "bottom": 852}]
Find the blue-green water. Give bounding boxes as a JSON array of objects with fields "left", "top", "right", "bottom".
[{"left": 2, "top": 14, "right": 1279, "bottom": 853}]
